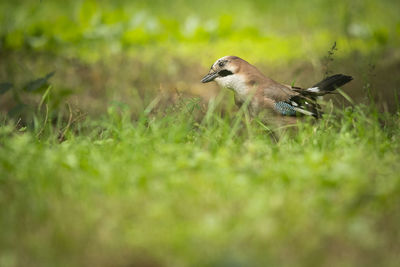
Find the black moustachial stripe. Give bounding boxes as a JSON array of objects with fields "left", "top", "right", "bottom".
[{"left": 218, "top": 70, "right": 233, "bottom": 77}]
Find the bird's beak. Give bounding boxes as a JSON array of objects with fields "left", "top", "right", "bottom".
[{"left": 201, "top": 71, "right": 218, "bottom": 83}]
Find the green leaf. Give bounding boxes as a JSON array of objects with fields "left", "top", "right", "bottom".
[{"left": 337, "top": 88, "right": 354, "bottom": 105}]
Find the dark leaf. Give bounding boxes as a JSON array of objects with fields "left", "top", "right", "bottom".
[
  {"left": 8, "top": 103, "right": 27, "bottom": 117},
  {"left": 24, "top": 71, "right": 56, "bottom": 92},
  {"left": 45, "top": 71, "right": 56, "bottom": 79},
  {"left": 0, "top": 82, "right": 13, "bottom": 94},
  {"left": 25, "top": 78, "right": 47, "bottom": 92}
]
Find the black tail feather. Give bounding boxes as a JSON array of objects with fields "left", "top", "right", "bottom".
[
  {"left": 312, "top": 74, "right": 353, "bottom": 92},
  {"left": 287, "top": 74, "right": 353, "bottom": 119}
]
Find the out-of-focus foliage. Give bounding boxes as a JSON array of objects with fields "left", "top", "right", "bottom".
[{"left": 0, "top": 0, "right": 399, "bottom": 62}]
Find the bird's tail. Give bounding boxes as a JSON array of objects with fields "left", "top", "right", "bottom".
[{"left": 306, "top": 74, "right": 353, "bottom": 95}]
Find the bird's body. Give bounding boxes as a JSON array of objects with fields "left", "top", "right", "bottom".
[{"left": 201, "top": 56, "right": 353, "bottom": 122}]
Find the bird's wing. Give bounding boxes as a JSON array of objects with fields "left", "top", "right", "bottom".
[
  {"left": 260, "top": 80, "right": 322, "bottom": 118},
  {"left": 261, "top": 78, "right": 297, "bottom": 102}
]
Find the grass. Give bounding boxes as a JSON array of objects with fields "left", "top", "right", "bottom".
[
  {"left": 1, "top": 0, "right": 400, "bottom": 266},
  {"left": 1, "top": 100, "right": 400, "bottom": 267}
]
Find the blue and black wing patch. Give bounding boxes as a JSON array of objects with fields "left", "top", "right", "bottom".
[
  {"left": 274, "top": 95, "right": 322, "bottom": 118},
  {"left": 274, "top": 101, "right": 297, "bottom": 116}
]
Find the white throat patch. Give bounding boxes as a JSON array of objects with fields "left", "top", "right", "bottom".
[{"left": 215, "top": 74, "right": 248, "bottom": 96}]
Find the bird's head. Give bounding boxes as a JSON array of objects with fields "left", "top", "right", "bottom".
[{"left": 201, "top": 56, "right": 242, "bottom": 84}]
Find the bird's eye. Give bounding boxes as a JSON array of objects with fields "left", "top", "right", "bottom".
[{"left": 218, "top": 61, "right": 225, "bottom": 67}]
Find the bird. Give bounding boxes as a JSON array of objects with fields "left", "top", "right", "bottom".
[{"left": 201, "top": 56, "right": 352, "bottom": 124}]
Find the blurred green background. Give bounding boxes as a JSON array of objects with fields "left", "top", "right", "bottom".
[{"left": 1, "top": 1, "right": 400, "bottom": 267}]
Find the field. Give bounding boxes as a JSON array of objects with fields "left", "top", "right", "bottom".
[{"left": 1, "top": 1, "right": 400, "bottom": 266}]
